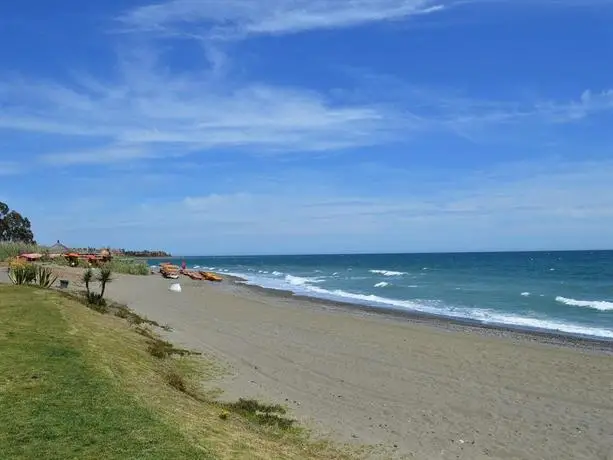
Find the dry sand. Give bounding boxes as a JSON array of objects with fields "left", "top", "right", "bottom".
[{"left": 4, "top": 268, "right": 613, "bottom": 459}]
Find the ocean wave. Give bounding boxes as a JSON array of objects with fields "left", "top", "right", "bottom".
[
  {"left": 272, "top": 271, "right": 284, "bottom": 276},
  {"left": 369, "top": 270, "right": 407, "bottom": 276},
  {"left": 223, "top": 270, "right": 613, "bottom": 339},
  {"left": 469, "top": 310, "right": 613, "bottom": 339},
  {"left": 555, "top": 296, "right": 613, "bottom": 311},
  {"left": 285, "top": 275, "right": 323, "bottom": 286},
  {"left": 374, "top": 282, "right": 389, "bottom": 288},
  {"left": 521, "top": 292, "right": 531, "bottom": 297}
]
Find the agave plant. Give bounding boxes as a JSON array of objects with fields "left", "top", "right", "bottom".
[
  {"left": 8, "top": 264, "right": 37, "bottom": 285},
  {"left": 35, "top": 265, "right": 58, "bottom": 288}
]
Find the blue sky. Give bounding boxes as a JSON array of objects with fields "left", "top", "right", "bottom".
[{"left": 1, "top": 0, "right": 612, "bottom": 255}]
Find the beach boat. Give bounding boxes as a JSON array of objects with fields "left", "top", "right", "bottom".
[{"left": 200, "top": 271, "right": 223, "bottom": 282}]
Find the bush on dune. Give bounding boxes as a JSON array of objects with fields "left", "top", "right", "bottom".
[
  {"left": 56, "top": 256, "right": 150, "bottom": 276},
  {"left": 106, "top": 258, "right": 150, "bottom": 275},
  {"left": 0, "top": 242, "right": 43, "bottom": 262}
]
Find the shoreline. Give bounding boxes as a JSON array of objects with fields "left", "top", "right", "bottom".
[{"left": 222, "top": 274, "right": 613, "bottom": 353}]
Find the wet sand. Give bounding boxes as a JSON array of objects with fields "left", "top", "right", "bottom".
[{"left": 4, "top": 268, "right": 613, "bottom": 459}]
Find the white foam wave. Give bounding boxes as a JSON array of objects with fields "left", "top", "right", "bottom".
[
  {"left": 285, "top": 275, "right": 323, "bottom": 286},
  {"left": 521, "top": 292, "right": 531, "bottom": 297},
  {"left": 555, "top": 296, "right": 613, "bottom": 312},
  {"left": 374, "top": 282, "right": 389, "bottom": 288},
  {"left": 193, "top": 265, "right": 201, "bottom": 269},
  {"left": 370, "top": 270, "right": 407, "bottom": 276},
  {"left": 272, "top": 271, "right": 284, "bottom": 276},
  {"left": 221, "top": 270, "right": 613, "bottom": 340}
]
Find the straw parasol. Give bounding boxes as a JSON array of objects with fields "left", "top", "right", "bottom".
[{"left": 49, "top": 240, "right": 70, "bottom": 256}]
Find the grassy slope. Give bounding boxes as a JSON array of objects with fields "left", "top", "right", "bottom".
[
  {"left": 0, "top": 286, "right": 210, "bottom": 459},
  {"left": 0, "top": 286, "right": 355, "bottom": 460}
]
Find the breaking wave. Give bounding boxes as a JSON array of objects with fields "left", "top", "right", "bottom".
[
  {"left": 369, "top": 270, "right": 407, "bottom": 276},
  {"left": 556, "top": 296, "right": 613, "bottom": 312}
]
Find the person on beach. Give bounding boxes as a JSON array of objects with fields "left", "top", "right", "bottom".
[{"left": 181, "top": 260, "right": 186, "bottom": 271}]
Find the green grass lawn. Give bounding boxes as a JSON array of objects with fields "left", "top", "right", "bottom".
[
  {"left": 0, "top": 285, "right": 357, "bottom": 460},
  {"left": 0, "top": 285, "right": 210, "bottom": 459}
]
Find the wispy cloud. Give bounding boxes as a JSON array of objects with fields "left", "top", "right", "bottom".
[
  {"left": 1, "top": 0, "right": 611, "bottom": 167},
  {"left": 0, "top": 49, "right": 400, "bottom": 166},
  {"left": 117, "top": 0, "right": 613, "bottom": 40},
  {"left": 117, "top": 0, "right": 446, "bottom": 39},
  {"left": 2, "top": 64, "right": 611, "bottom": 165}
]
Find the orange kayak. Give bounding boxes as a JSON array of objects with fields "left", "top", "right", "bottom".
[{"left": 199, "top": 271, "right": 223, "bottom": 282}]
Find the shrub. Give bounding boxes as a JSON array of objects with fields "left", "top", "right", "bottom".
[
  {"left": 106, "top": 258, "right": 150, "bottom": 276},
  {"left": 82, "top": 266, "right": 113, "bottom": 308},
  {"left": 97, "top": 266, "right": 113, "bottom": 299},
  {"left": 8, "top": 264, "right": 37, "bottom": 285},
  {"left": 82, "top": 268, "right": 93, "bottom": 296},
  {"left": 223, "top": 399, "right": 295, "bottom": 430},
  {"left": 0, "top": 242, "right": 42, "bottom": 262},
  {"left": 164, "top": 371, "right": 187, "bottom": 393},
  {"left": 35, "top": 266, "right": 58, "bottom": 288},
  {"left": 147, "top": 338, "right": 195, "bottom": 359}
]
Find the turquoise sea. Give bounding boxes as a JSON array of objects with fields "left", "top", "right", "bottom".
[{"left": 149, "top": 251, "right": 613, "bottom": 339}]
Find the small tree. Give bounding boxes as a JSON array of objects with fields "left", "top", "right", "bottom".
[
  {"left": 82, "top": 268, "right": 93, "bottom": 296},
  {"left": 98, "top": 266, "right": 113, "bottom": 299},
  {"left": 83, "top": 266, "right": 113, "bottom": 307}
]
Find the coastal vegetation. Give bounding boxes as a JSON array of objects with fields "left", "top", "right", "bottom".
[
  {"left": 0, "top": 201, "right": 155, "bottom": 276},
  {"left": 82, "top": 266, "right": 113, "bottom": 307},
  {"left": 0, "top": 201, "right": 35, "bottom": 245},
  {"left": 57, "top": 257, "right": 150, "bottom": 276},
  {"left": 7, "top": 258, "right": 58, "bottom": 288},
  {"left": 0, "top": 242, "right": 42, "bottom": 262},
  {"left": 121, "top": 249, "right": 172, "bottom": 257},
  {"left": 0, "top": 285, "right": 355, "bottom": 459}
]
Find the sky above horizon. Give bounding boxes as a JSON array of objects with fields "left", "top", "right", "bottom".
[{"left": 1, "top": 0, "right": 612, "bottom": 255}]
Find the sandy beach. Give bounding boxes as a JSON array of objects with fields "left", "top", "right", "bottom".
[{"left": 4, "top": 268, "right": 613, "bottom": 459}]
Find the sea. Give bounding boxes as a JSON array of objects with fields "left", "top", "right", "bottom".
[{"left": 148, "top": 251, "right": 613, "bottom": 340}]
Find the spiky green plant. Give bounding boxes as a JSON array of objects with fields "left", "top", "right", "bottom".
[
  {"left": 82, "top": 268, "right": 93, "bottom": 296},
  {"left": 97, "top": 266, "right": 113, "bottom": 300},
  {"left": 8, "top": 264, "right": 37, "bottom": 285},
  {"left": 35, "top": 266, "right": 58, "bottom": 288}
]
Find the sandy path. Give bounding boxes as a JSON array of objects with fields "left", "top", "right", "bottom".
[{"left": 4, "top": 269, "right": 613, "bottom": 459}]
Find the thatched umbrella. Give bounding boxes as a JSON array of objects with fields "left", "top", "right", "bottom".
[
  {"left": 49, "top": 240, "right": 70, "bottom": 255},
  {"left": 99, "top": 248, "right": 111, "bottom": 262}
]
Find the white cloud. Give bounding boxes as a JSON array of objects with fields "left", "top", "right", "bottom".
[
  {"left": 1, "top": 0, "right": 611, "bottom": 167},
  {"left": 117, "top": 0, "right": 613, "bottom": 41},
  {"left": 0, "top": 53, "right": 398, "bottom": 165},
  {"left": 118, "top": 0, "right": 445, "bottom": 39}
]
